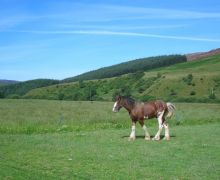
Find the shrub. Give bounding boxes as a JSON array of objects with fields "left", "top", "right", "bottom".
[
  {"left": 190, "top": 91, "right": 196, "bottom": 96},
  {"left": 58, "top": 93, "right": 64, "bottom": 100},
  {"left": 7, "top": 94, "right": 21, "bottom": 99},
  {"left": 157, "top": 72, "right": 162, "bottom": 78},
  {"left": 209, "top": 88, "right": 216, "bottom": 99},
  {"left": 0, "top": 92, "right": 5, "bottom": 98},
  {"left": 138, "top": 87, "right": 145, "bottom": 93},
  {"left": 182, "top": 74, "right": 193, "bottom": 85},
  {"left": 140, "top": 95, "right": 155, "bottom": 101},
  {"left": 112, "top": 90, "right": 120, "bottom": 101},
  {"left": 209, "top": 93, "right": 216, "bottom": 99},
  {"left": 170, "top": 89, "right": 177, "bottom": 96},
  {"left": 112, "top": 85, "right": 132, "bottom": 100},
  {"left": 213, "top": 77, "right": 220, "bottom": 87}
]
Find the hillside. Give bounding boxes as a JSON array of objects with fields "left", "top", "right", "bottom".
[
  {"left": 186, "top": 48, "right": 220, "bottom": 61},
  {"left": 23, "top": 53, "right": 220, "bottom": 103},
  {"left": 0, "top": 79, "right": 59, "bottom": 98},
  {"left": 0, "top": 80, "right": 19, "bottom": 86},
  {"left": 1, "top": 49, "right": 220, "bottom": 102},
  {"left": 63, "top": 55, "right": 186, "bottom": 82},
  {"left": 0, "top": 54, "right": 187, "bottom": 99}
]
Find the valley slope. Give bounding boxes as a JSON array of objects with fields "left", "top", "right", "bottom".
[
  {"left": 24, "top": 53, "right": 220, "bottom": 102},
  {"left": 0, "top": 49, "right": 219, "bottom": 102}
]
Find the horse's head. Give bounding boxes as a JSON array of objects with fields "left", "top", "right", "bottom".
[{"left": 112, "top": 95, "right": 123, "bottom": 112}]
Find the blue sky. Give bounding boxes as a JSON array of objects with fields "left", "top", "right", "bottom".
[{"left": 0, "top": 0, "right": 220, "bottom": 81}]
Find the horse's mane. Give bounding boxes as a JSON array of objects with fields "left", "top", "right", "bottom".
[{"left": 121, "top": 96, "right": 136, "bottom": 106}]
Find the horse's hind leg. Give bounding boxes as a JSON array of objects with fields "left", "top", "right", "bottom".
[
  {"left": 152, "top": 111, "right": 164, "bottom": 140},
  {"left": 139, "top": 120, "right": 151, "bottom": 140},
  {"left": 129, "top": 121, "right": 136, "bottom": 141},
  {"left": 163, "top": 122, "right": 170, "bottom": 140}
]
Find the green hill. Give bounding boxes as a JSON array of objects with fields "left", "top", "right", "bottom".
[
  {"left": 0, "top": 80, "right": 19, "bottom": 86},
  {"left": 0, "top": 79, "right": 59, "bottom": 98},
  {"left": 23, "top": 54, "right": 220, "bottom": 103}
]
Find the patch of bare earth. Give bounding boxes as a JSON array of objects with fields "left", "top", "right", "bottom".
[{"left": 186, "top": 48, "right": 220, "bottom": 61}]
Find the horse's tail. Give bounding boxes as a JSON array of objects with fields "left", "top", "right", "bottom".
[{"left": 166, "top": 102, "right": 176, "bottom": 118}]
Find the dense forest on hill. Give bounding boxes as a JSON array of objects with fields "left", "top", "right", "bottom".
[
  {"left": 63, "top": 55, "right": 187, "bottom": 82},
  {"left": 0, "top": 79, "right": 59, "bottom": 98},
  {"left": 0, "top": 80, "right": 19, "bottom": 86}
]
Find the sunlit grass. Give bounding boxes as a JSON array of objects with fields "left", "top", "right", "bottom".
[
  {"left": 0, "top": 99, "right": 220, "bottom": 179},
  {"left": 0, "top": 124, "right": 219, "bottom": 179},
  {"left": 0, "top": 99, "right": 220, "bottom": 134}
]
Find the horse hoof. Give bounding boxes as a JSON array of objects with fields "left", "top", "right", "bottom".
[
  {"left": 152, "top": 137, "right": 160, "bottom": 141},
  {"left": 145, "top": 137, "right": 151, "bottom": 140},
  {"left": 128, "top": 137, "right": 135, "bottom": 141},
  {"left": 163, "top": 137, "right": 170, "bottom": 140}
]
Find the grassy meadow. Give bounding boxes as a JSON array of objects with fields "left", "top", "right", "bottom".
[{"left": 0, "top": 99, "right": 220, "bottom": 179}]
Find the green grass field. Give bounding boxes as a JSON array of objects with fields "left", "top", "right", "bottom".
[{"left": 0, "top": 99, "right": 220, "bottom": 179}]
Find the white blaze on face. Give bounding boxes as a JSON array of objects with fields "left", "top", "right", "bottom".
[{"left": 112, "top": 101, "right": 118, "bottom": 112}]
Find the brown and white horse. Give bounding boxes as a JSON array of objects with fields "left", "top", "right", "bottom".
[{"left": 112, "top": 95, "right": 176, "bottom": 141}]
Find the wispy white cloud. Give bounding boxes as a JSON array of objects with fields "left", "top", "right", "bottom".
[
  {"left": 101, "top": 5, "right": 220, "bottom": 20},
  {"left": 52, "top": 3, "right": 220, "bottom": 23},
  {"left": 1, "top": 3, "right": 220, "bottom": 30},
  {"left": 47, "top": 3, "right": 220, "bottom": 22},
  {"left": 70, "top": 30, "right": 220, "bottom": 42},
  {"left": 56, "top": 24, "right": 188, "bottom": 30},
  {"left": 10, "top": 30, "right": 220, "bottom": 42}
]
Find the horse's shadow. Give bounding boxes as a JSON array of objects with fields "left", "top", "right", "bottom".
[{"left": 121, "top": 135, "right": 176, "bottom": 139}]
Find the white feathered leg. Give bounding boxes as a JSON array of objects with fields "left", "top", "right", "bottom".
[
  {"left": 163, "top": 123, "right": 170, "bottom": 140},
  {"left": 129, "top": 123, "right": 136, "bottom": 141},
  {"left": 153, "top": 111, "right": 164, "bottom": 140},
  {"left": 142, "top": 125, "right": 151, "bottom": 140}
]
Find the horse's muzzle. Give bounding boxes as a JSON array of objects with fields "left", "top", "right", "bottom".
[{"left": 112, "top": 108, "right": 119, "bottom": 112}]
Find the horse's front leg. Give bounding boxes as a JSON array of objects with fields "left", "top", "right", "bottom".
[
  {"left": 139, "top": 120, "right": 151, "bottom": 140},
  {"left": 129, "top": 121, "right": 136, "bottom": 141}
]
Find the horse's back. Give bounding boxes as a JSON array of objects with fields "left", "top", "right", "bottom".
[
  {"left": 142, "top": 101, "right": 158, "bottom": 118},
  {"left": 153, "top": 100, "right": 167, "bottom": 112},
  {"left": 143, "top": 100, "right": 167, "bottom": 117}
]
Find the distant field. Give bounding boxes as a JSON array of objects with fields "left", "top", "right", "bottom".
[
  {"left": 0, "top": 99, "right": 220, "bottom": 134},
  {"left": 0, "top": 99, "right": 220, "bottom": 179}
]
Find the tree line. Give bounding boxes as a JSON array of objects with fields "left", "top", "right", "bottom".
[{"left": 0, "top": 79, "right": 59, "bottom": 98}]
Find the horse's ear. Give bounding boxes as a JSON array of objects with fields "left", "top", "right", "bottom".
[{"left": 115, "top": 95, "right": 121, "bottom": 101}]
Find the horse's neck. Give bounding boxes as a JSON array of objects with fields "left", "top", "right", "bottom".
[{"left": 123, "top": 101, "right": 134, "bottom": 113}]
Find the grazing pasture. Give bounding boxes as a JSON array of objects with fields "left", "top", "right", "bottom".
[{"left": 0, "top": 99, "right": 220, "bottom": 179}]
